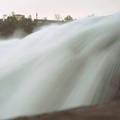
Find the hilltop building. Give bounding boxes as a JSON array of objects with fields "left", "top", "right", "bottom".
[
  {"left": 34, "top": 19, "right": 64, "bottom": 26},
  {"left": 13, "top": 14, "right": 25, "bottom": 20}
]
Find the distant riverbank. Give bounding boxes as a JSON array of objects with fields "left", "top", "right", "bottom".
[{"left": 0, "top": 14, "right": 73, "bottom": 39}]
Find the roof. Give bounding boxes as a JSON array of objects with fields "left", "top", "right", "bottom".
[{"left": 14, "top": 14, "right": 25, "bottom": 16}]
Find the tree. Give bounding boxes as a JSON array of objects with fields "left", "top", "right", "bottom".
[
  {"left": 64, "top": 15, "right": 73, "bottom": 22},
  {"left": 17, "top": 17, "right": 35, "bottom": 34},
  {"left": 28, "top": 15, "right": 32, "bottom": 19},
  {"left": 0, "top": 16, "right": 18, "bottom": 37},
  {"left": 0, "top": 14, "right": 36, "bottom": 38},
  {"left": 55, "top": 14, "right": 61, "bottom": 20}
]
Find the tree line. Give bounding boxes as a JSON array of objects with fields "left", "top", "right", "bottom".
[
  {"left": 0, "top": 14, "right": 73, "bottom": 39},
  {"left": 0, "top": 15, "right": 36, "bottom": 38}
]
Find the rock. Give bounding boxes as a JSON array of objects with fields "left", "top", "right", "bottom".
[{"left": 13, "top": 102, "right": 120, "bottom": 120}]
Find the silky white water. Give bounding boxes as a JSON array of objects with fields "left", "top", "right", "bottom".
[{"left": 0, "top": 13, "right": 120, "bottom": 119}]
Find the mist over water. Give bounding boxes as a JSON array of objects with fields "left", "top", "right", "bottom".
[{"left": 0, "top": 12, "right": 120, "bottom": 119}]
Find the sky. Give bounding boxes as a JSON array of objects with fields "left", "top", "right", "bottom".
[{"left": 0, "top": 0, "right": 120, "bottom": 20}]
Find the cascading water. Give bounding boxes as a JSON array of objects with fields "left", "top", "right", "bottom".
[{"left": 0, "top": 12, "right": 120, "bottom": 119}]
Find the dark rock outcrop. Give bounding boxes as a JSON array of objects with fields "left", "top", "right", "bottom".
[{"left": 13, "top": 102, "right": 120, "bottom": 120}]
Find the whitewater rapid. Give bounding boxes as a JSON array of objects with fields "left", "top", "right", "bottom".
[{"left": 0, "top": 12, "right": 120, "bottom": 119}]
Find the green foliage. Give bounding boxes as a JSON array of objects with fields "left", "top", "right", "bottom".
[
  {"left": 17, "top": 17, "right": 35, "bottom": 34},
  {"left": 64, "top": 15, "right": 73, "bottom": 22},
  {"left": 0, "top": 15, "right": 36, "bottom": 38},
  {"left": 0, "top": 16, "right": 18, "bottom": 37},
  {"left": 0, "top": 13, "right": 74, "bottom": 38}
]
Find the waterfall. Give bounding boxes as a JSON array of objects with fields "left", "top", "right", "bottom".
[{"left": 0, "top": 12, "right": 120, "bottom": 119}]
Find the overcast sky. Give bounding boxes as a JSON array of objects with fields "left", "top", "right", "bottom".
[{"left": 0, "top": 0, "right": 120, "bottom": 19}]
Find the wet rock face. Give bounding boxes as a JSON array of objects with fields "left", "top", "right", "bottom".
[{"left": 13, "top": 102, "right": 120, "bottom": 120}]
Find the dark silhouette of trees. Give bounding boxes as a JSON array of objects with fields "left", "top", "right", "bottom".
[
  {"left": 0, "top": 13, "right": 74, "bottom": 39},
  {"left": 0, "top": 15, "right": 36, "bottom": 38},
  {"left": 64, "top": 15, "right": 73, "bottom": 21},
  {"left": 0, "top": 16, "right": 18, "bottom": 37},
  {"left": 17, "top": 17, "right": 35, "bottom": 34}
]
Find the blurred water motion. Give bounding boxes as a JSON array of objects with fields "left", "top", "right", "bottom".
[{"left": 0, "top": 12, "right": 120, "bottom": 119}]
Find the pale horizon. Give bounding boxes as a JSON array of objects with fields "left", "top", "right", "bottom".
[{"left": 0, "top": 0, "right": 120, "bottom": 20}]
